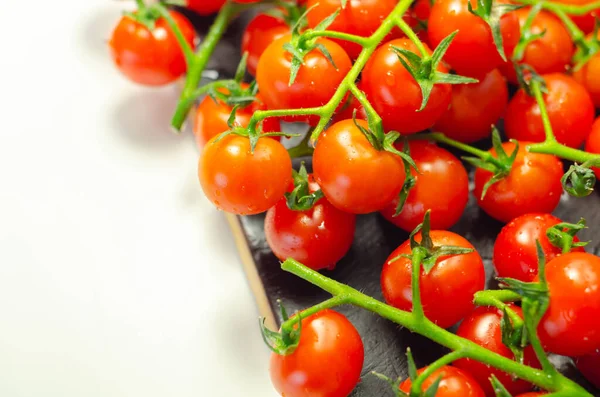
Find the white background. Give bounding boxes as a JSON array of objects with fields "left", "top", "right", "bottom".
[{"left": 0, "top": 1, "right": 277, "bottom": 395}]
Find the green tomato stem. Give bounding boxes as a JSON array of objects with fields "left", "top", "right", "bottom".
[
  {"left": 473, "top": 291, "right": 525, "bottom": 331},
  {"left": 135, "top": 0, "right": 146, "bottom": 11},
  {"left": 527, "top": 141, "right": 600, "bottom": 163},
  {"left": 410, "top": 248, "right": 427, "bottom": 321},
  {"left": 410, "top": 350, "right": 467, "bottom": 394},
  {"left": 154, "top": 3, "right": 195, "bottom": 66},
  {"left": 396, "top": 16, "right": 429, "bottom": 57},
  {"left": 303, "top": 30, "right": 370, "bottom": 46},
  {"left": 551, "top": 8, "right": 588, "bottom": 48},
  {"left": 515, "top": 0, "right": 600, "bottom": 15},
  {"left": 280, "top": 295, "right": 349, "bottom": 335},
  {"left": 530, "top": 80, "right": 558, "bottom": 144},
  {"left": 348, "top": 83, "right": 385, "bottom": 141}
]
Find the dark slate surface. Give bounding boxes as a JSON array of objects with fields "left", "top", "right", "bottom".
[{"left": 187, "top": 8, "right": 600, "bottom": 396}]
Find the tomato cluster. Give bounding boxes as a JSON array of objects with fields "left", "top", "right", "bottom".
[{"left": 108, "top": 0, "right": 600, "bottom": 396}]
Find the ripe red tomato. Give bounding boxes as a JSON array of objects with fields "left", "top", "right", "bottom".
[
  {"left": 574, "top": 32, "right": 600, "bottom": 108},
  {"left": 428, "top": 0, "right": 521, "bottom": 78},
  {"left": 584, "top": 117, "right": 600, "bottom": 178},
  {"left": 455, "top": 305, "right": 541, "bottom": 397},
  {"left": 381, "top": 231, "right": 485, "bottom": 329},
  {"left": 399, "top": 366, "right": 486, "bottom": 397},
  {"left": 493, "top": 213, "right": 585, "bottom": 282},
  {"left": 505, "top": 74, "right": 595, "bottom": 149},
  {"left": 380, "top": 141, "right": 469, "bottom": 232},
  {"left": 313, "top": 119, "right": 405, "bottom": 214},
  {"left": 306, "top": 0, "right": 397, "bottom": 59},
  {"left": 264, "top": 176, "right": 356, "bottom": 271},
  {"left": 242, "top": 13, "right": 290, "bottom": 76},
  {"left": 434, "top": 69, "right": 508, "bottom": 143},
  {"left": 555, "top": 0, "right": 598, "bottom": 33},
  {"left": 537, "top": 252, "right": 600, "bottom": 357},
  {"left": 198, "top": 135, "right": 291, "bottom": 215},
  {"left": 576, "top": 351, "right": 600, "bottom": 389},
  {"left": 256, "top": 34, "right": 352, "bottom": 126},
  {"left": 362, "top": 38, "right": 452, "bottom": 134},
  {"left": 186, "top": 0, "right": 226, "bottom": 14},
  {"left": 270, "top": 310, "right": 364, "bottom": 397},
  {"left": 109, "top": 11, "right": 196, "bottom": 86},
  {"left": 500, "top": 9, "right": 573, "bottom": 83},
  {"left": 474, "top": 141, "right": 563, "bottom": 224}
]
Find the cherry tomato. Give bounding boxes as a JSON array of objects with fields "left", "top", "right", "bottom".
[
  {"left": 270, "top": 310, "right": 364, "bottom": 397},
  {"left": 380, "top": 141, "right": 469, "bottom": 232},
  {"left": 313, "top": 119, "right": 405, "bottom": 214},
  {"left": 574, "top": 32, "right": 600, "bottom": 108},
  {"left": 186, "top": 0, "right": 226, "bottom": 15},
  {"left": 256, "top": 34, "right": 352, "bottom": 126},
  {"left": 537, "top": 252, "right": 600, "bottom": 357},
  {"left": 455, "top": 305, "right": 541, "bottom": 397},
  {"left": 584, "top": 117, "right": 600, "bottom": 178},
  {"left": 109, "top": 11, "right": 196, "bottom": 86},
  {"left": 264, "top": 176, "right": 356, "bottom": 271},
  {"left": 399, "top": 366, "right": 486, "bottom": 397},
  {"left": 434, "top": 69, "right": 508, "bottom": 143},
  {"left": 306, "top": 0, "right": 398, "bottom": 59},
  {"left": 242, "top": 13, "right": 290, "bottom": 76},
  {"left": 555, "top": 0, "right": 599, "bottom": 33},
  {"left": 381, "top": 231, "right": 485, "bottom": 329},
  {"left": 576, "top": 351, "right": 600, "bottom": 389},
  {"left": 198, "top": 135, "right": 292, "bottom": 215},
  {"left": 362, "top": 38, "right": 452, "bottom": 134},
  {"left": 494, "top": 213, "right": 585, "bottom": 282},
  {"left": 428, "top": 0, "right": 520, "bottom": 78},
  {"left": 500, "top": 8, "right": 573, "bottom": 83},
  {"left": 474, "top": 141, "right": 563, "bottom": 224},
  {"left": 505, "top": 74, "right": 595, "bottom": 149}
]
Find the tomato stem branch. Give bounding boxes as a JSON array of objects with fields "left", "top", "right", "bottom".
[
  {"left": 411, "top": 248, "right": 427, "bottom": 321},
  {"left": 531, "top": 80, "right": 557, "bottom": 144},
  {"left": 396, "top": 17, "right": 429, "bottom": 57},
  {"left": 154, "top": 3, "right": 195, "bottom": 66},
  {"left": 411, "top": 350, "right": 467, "bottom": 394},
  {"left": 303, "top": 30, "right": 370, "bottom": 46},
  {"left": 515, "top": 0, "right": 600, "bottom": 15}
]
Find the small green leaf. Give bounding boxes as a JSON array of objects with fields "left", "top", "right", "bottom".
[
  {"left": 235, "top": 52, "right": 248, "bottom": 83},
  {"left": 315, "top": 43, "right": 338, "bottom": 70},
  {"left": 468, "top": 0, "right": 522, "bottom": 61},
  {"left": 392, "top": 47, "right": 423, "bottom": 70},
  {"left": 371, "top": 372, "right": 407, "bottom": 397},
  {"left": 285, "top": 163, "right": 325, "bottom": 211},
  {"left": 462, "top": 156, "right": 498, "bottom": 173},
  {"left": 423, "top": 375, "right": 443, "bottom": 397},
  {"left": 430, "top": 31, "right": 458, "bottom": 70},
  {"left": 383, "top": 132, "right": 419, "bottom": 171},
  {"left": 394, "top": 142, "right": 417, "bottom": 216},
  {"left": 480, "top": 171, "right": 506, "bottom": 199},
  {"left": 313, "top": 8, "right": 340, "bottom": 32},
  {"left": 490, "top": 375, "right": 514, "bottom": 397},
  {"left": 434, "top": 73, "right": 478, "bottom": 85},
  {"left": 406, "top": 349, "right": 418, "bottom": 381},
  {"left": 227, "top": 106, "right": 239, "bottom": 129},
  {"left": 500, "top": 308, "right": 526, "bottom": 364},
  {"left": 546, "top": 218, "right": 589, "bottom": 253}
]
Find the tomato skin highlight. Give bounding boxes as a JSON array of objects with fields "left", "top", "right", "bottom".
[
  {"left": 264, "top": 177, "right": 356, "bottom": 271},
  {"left": 399, "top": 366, "right": 486, "bottom": 397},
  {"left": 574, "top": 32, "right": 600, "bottom": 108},
  {"left": 428, "top": 0, "right": 520, "bottom": 78},
  {"left": 505, "top": 74, "right": 595, "bottom": 149},
  {"left": 493, "top": 213, "right": 585, "bottom": 282},
  {"left": 362, "top": 38, "right": 452, "bottom": 134},
  {"left": 109, "top": 12, "right": 196, "bottom": 86},
  {"left": 584, "top": 117, "right": 600, "bottom": 179},
  {"left": 198, "top": 135, "right": 292, "bottom": 215},
  {"left": 455, "top": 305, "right": 541, "bottom": 397},
  {"left": 576, "top": 351, "right": 600, "bottom": 389},
  {"left": 313, "top": 119, "right": 405, "bottom": 214},
  {"left": 537, "top": 252, "right": 600, "bottom": 357},
  {"left": 434, "top": 69, "right": 508, "bottom": 143},
  {"left": 380, "top": 141, "right": 469, "bottom": 232},
  {"left": 269, "top": 310, "right": 364, "bottom": 397},
  {"left": 381, "top": 231, "right": 486, "bottom": 329},
  {"left": 241, "top": 13, "right": 290, "bottom": 77},
  {"left": 474, "top": 141, "right": 563, "bottom": 224},
  {"left": 256, "top": 34, "right": 352, "bottom": 126}
]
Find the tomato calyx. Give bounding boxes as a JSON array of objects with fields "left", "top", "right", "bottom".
[
  {"left": 263, "top": 0, "right": 307, "bottom": 29},
  {"left": 489, "top": 375, "right": 513, "bottom": 397},
  {"left": 124, "top": 2, "right": 164, "bottom": 31},
  {"left": 285, "top": 163, "right": 325, "bottom": 211},
  {"left": 546, "top": 218, "right": 589, "bottom": 253},
  {"left": 500, "top": 305, "right": 529, "bottom": 365},
  {"left": 207, "top": 54, "right": 259, "bottom": 108},
  {"left": 392, "top": 32, "right": 478, "bottom": 111},
  {"left": 561, "top": 161, "right": 600, "bottom": 197},
  {"left": 463, "top": 128, "right": 518, "bottom": 199},
  {"left": 514, "top": 64, "right": 547, "bottom": 97},
  {"left": 511, "top": 4, "right": 545, "bottom": 63},
  {"left": 468, "top": 0, "right": 523, "bottom": 61},
  {"left": 259, "top": 300, "right": 302, "bottom": 356},
  {"left": 393, "top": 143, "right": 418, "bottom": 216}
]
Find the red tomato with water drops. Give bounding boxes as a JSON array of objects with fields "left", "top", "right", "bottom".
[
  {"left": 574, "top": 31, "right": 600, "bottom": 108},
  {"left": 493, "top": 213, "right": 585, "bottom": 282},
  {"left": 264, "top": 176, "right": 356, "bottom": 271},
  {"left": 380, "top": 141, "right": 469, "bottom": 232},
  {"left": 500, "top": 8, "right": 573, "bottom": 84},
  {"left": 193, "top": 86, "right": 280, "bottom": 147},
  {"left": 505, "top": 74, "right": 595, "bottom": 149},
  {"left": 109, "top": 11, "right": 196, "bottom": 86},
  {"left": 269, "top": 310, "right": 364, "bottom": 397},
  {"left": 399, "top": 366, "right": 486, "bottom": 397},
  {"left": 313, "top": 119, "right": 405, "bottom": 214},
  {"left": 256, "top": 34, "right": 352, "bottom": 126},
  {"left": 381, "top": 231, "right": 485, "bottom": 329},
  {"left": 198, "top": 135, "right": 292, "bottom": 215},
  {"left": 428, "top": 0, "right": 520, "bottom": 78},
  {"left": 362, "top": 38, "right": 452, "bottom": 134},
  {"left": 584, "top": 117, "right": 600, "bottom": 179},
  {"left": 186, "top": 0, "right": 226, "bottom": 15},
  {"left": 434, "top": 69, "right": 508, "bottom": 143},
  {"left": 474, "top": 141, "right": 563, "bottom": 224},
  {"left": 576, "top": 351, "right": 600, "bottom": 389},
  {"left": 455, "top": 305, "right": 541, "bottom": 397},
  {"left": 306, "top": 0, "right": 398, "bottom": 59},
  {"left": 537, "top": 252, "right": 600, "bottom": 357},
  {"left": 242, "top": 12, "right": 290, "bottom": 77}
]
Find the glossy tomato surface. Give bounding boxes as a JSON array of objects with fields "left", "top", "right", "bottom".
[
  {"left": 186, "top": 0, "right": 226, "bottom": 14},
  {"left": 381, "top": 231, "right": 485, "bottom": 329},
  {"left": 242, "top": 13, "right": 289, "bottom": 76},
  {"left": 399, "top": 366, "right": 486, "bottom": 397},
  {"left": 270, "top": 310, "right": 364, "bottom": 397},
  {"left": 574, "top": 31, "right": 600, "bottom": 108}
]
